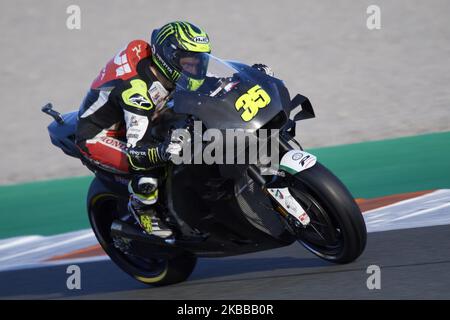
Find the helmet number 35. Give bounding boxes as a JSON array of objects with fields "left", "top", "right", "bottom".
[{"left": 235, "top": 85, "right": 271, "bottom": 121}]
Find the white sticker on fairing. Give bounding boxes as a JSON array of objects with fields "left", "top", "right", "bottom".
[
  {"left": 279, "top": 150, "right": 317, "bottom": 174},
  {"left": 267, "top": 187, "right": 310, "bottom": 226}
]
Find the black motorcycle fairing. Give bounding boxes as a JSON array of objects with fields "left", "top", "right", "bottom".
[
  {"left": 47, "top": 111, "right": 81, "bottom": 159},
  {"left": 166, "top": 162, "right": 295, "bottom": 257},
  {"left": 173, "top": 66, "right": 289, "bottom": 131}
]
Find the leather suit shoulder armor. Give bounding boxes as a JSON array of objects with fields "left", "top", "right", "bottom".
[{"left": 91, "top": 40, "right": 152, "bottom": 90}]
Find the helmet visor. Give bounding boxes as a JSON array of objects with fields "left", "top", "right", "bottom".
[
  {"left": 172, "top": 51, "right": 210, "bottom": 91},
  {"left": 176, "top": 51, "right": 209, "bottom": 80}
]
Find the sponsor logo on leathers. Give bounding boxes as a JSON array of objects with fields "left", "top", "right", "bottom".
[
  {"left": 99, "top": 136, "right": 127, "bottom": 150},
  {"left": 129, "top": 94, "right": 152, "bottom": 108}
]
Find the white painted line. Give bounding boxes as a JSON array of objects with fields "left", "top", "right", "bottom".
[
  {"left": 391, "top": 202, "right": 450, "bottom": 221},
  {"left": 0, "top": 232, "right": 94, "bottom": 263},
  {"left": 364, "top": 189, "right": 450, "bottom": 233},
  {"left": 363, "top": 190, "right": 442, "bottom": 215},
  {"left": 0, "top": 236, "right": 43, "bottom": 251},
  {"left": 0, "top": 255, "right": 110, "bottom": 272}
]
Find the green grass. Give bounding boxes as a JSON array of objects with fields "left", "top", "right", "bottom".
[
  {"left": 0, "top": 176, "right": 92, "bottom": 238},
  {"left": 308, "top": 131, "right": 450, "bottom": 198}
]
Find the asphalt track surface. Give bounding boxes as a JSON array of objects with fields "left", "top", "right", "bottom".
[{"left": 2, "top": 224, "right": 450, "bottom": 299}]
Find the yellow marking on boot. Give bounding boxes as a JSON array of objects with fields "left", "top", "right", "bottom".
[
  {"left": 140, "top": 214, "right": 153, "bottom": 233},
  {"left": 135, "top": 189, "right": 158, "bottom": 202}
]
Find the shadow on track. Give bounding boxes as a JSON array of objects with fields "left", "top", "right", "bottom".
[{"left": 0, "top": 255, "right": 329, "bottom": 299}]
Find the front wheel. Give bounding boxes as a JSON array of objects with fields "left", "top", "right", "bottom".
[{"left": 286, "top": 162, "right": 367, "bottom": 263}]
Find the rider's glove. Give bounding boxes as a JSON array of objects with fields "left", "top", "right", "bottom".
[
  {"left": 127, "top": 137, "right": 184, "bottom": 171},
  {"left": 251, "top": 63, "right": 274, "bottom": 77},
  {"left": 157, "top": 136, "right": 183, "bottom": 162}
]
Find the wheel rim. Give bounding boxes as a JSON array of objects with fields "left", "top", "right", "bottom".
[{"left": 288, "top": 187, "right": 345, "bottom": 259}]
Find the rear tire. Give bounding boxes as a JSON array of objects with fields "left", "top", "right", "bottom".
[
  {"left": 86, "top": 178, "right": 197, "bottom": 286},
  {"left": 288, "top": 162, "right": 367, "bottom": 263}
]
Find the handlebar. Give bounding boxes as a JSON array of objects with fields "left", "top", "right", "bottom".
[{"left": 41, "top": 103, "right": 65, "bottom": 124}]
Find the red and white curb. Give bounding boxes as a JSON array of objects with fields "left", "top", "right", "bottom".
[
  {"left": 0, "top": 230, "right": 103, "bottom": 272},
  {"left": 363, "top": 189, "right": 450, "bottom": 232}
]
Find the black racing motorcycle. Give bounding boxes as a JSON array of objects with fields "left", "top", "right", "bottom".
[{"left": 43, "top": 54, "right": 366, "bottom": 286}]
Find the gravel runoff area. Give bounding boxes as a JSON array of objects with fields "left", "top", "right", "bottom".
[{"left": 0, "top": 0, "right": 449, "bottom": 184}]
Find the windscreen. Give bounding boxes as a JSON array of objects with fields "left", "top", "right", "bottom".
[
  {"left": 172, "top": 54, "right": 288, "bottom": 131},
  {"left": 175, "top": 53, "right": 242, "bottom": 95}
]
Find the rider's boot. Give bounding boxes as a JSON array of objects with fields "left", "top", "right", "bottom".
[{"left": 128, "top": 177, "right": 173, "bottom": 238}]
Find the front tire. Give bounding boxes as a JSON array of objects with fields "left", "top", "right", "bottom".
[
  {"left": 87, "top": 178, "right": 197, "bottom": 286},
  {"left": 288, "top": 162, "right": 367, "bottom": 263}
]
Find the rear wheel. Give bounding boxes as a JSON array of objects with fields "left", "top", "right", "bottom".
[
  {"left": 87, "top": 179, "right": 197, "bottom": 286},
  {"left": 286, "top": 162, "right": 367, "bottom": 263}
]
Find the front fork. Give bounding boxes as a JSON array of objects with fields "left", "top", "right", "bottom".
[{"left": 247, "top": 135, "right": 317, "bottom": 227}]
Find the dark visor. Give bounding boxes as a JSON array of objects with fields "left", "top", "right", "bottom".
[{"left": 165, "top": 45, "right": 209, "bottom": 80}]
